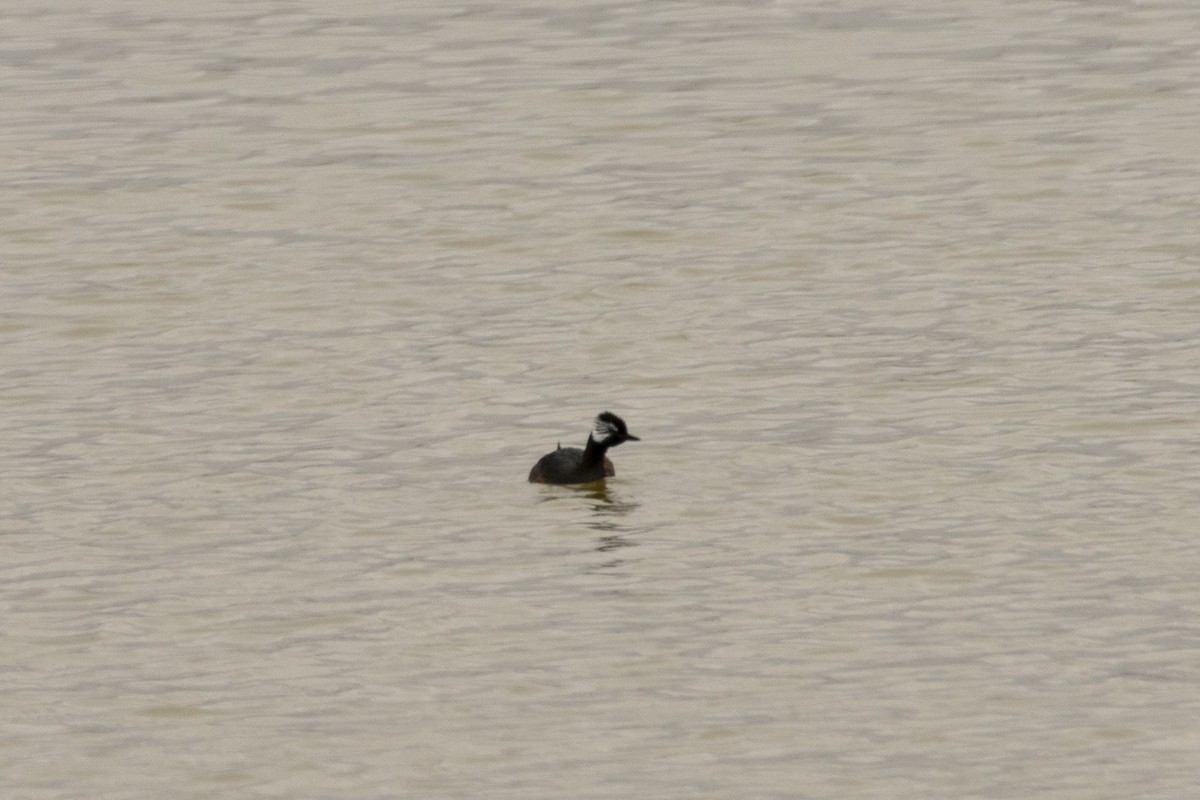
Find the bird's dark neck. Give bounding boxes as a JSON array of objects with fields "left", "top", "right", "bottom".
[{"left": 582, "top": 436, "right": 609, "bottom": 465}]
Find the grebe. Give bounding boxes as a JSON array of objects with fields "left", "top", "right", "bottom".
[{"left": 528, "top": 411, "right": 639, "bottom": 484}]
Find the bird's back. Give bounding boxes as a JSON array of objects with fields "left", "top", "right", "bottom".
[{"left": 528, "top": 446, "right": 613, "bottom": 484}]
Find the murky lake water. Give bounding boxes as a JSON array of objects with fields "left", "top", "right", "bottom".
[{"left": 4, "top": 1, "right": 1200, "bottom": 797}]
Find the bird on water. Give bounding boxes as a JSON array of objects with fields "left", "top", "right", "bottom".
[{"left": 528, "top": 412, "right": 640, "bottom": 484}]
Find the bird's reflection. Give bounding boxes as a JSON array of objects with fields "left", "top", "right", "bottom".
[
  {"left": 533, "top": 480, "right": 641, "bottom": 558},
  {"left": 585, "top": 484, "right": 640, "bottom": 564}
]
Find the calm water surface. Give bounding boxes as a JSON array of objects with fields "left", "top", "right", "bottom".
[{"left": 4, "top": 1, "right": 1200, "bottom": 798}]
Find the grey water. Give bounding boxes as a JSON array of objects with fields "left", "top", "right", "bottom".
[{"left": 3, "top": 1, "right": 1200, "bottom": 797}]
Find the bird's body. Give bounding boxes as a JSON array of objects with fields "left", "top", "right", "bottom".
[
  {"left": 528, "top": 412, "right": 639, "bottom": 485},
  {"left": 527, "top": 442, "right": 616, "bottom": 484}
]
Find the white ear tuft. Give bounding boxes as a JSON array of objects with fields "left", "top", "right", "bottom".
[{"left": 590, "top": 416, "right": 618, "bottom": 442}]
